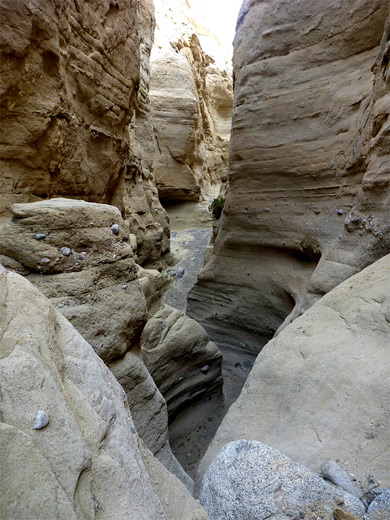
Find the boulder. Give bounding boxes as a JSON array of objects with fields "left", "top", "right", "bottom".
[
  {"left": 365, "top": 489, "right": 390, "bottom": 520},
  {"left": 0, "top": 198, "right": 147, "bottom": 363},
  {"left": 0, "top": 264, "right": 209, "bottom": 519},
  {"left": 200, "top": 440, "right": 365, "bottom": 520},
  {"left": 141, "top": 304, "right": 223, "bottom": 419},
  {"left": 197, "top": 255, "right": 390, "bottom": 488}
]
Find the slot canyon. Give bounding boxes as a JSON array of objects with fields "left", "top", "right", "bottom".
[{"left": 0, "top": 1, "right": 389, "bottom": 519}]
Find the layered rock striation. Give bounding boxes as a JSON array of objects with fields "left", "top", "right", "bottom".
[
  {"left": 188, "top": 0, "right": 390, "bottom": 345},
  {"left": 149, "top": 0, "right": 233, "bottom": 200},
  {"left": 0, "top": 0, "right": 169, "bottom": 267}
]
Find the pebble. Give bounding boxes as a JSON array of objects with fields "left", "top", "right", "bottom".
[
  {"left": 34, "top": 233, "right": 47, "bottom": 240},
  {"left": 121, "top": 284, "right": 127, "bottom": 290},
  {"left": 40, "top": 257, "right": 50, "bottom": 264},
  {"left": 201, "top": 365, "right": 210, "bottom": 374},
  {"left": 33, "top": 410, "right": 49, "bottom": 430},
  {"left": 176, "top": 266, "right": 185, "bottom": 278},
  {"left": 76, "top": 255, "right": 84, "bottom": 260},
  {"left": 111, "top": 223, "right": 120, "bottom": 235},
  {"left": 61, "top": 247, "right": 71, "bottom": 256},
  {"left": 337, "top": 209, "right": 344, "bottom": 215}
]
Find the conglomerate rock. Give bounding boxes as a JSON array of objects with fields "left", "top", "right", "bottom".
[
  {"left": 197, "top": 255, "right": 390, "bottom": 489},
  {"left": 0, "top": 0, "right": 169, "bottom": 267},
  {"left": 188, "top": 0, "right": 390, "bottom": 347},
  {"left": 0, "top": 265, "right": 208, "bottom": 519},
  {"left": 0, "top": 198, "right": 146, "bottom": 363}
]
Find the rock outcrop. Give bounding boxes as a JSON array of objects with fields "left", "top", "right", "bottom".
[
  {"left": 200, "top": 440, "right": 365, "bottom": 520},
  {"left": 197, "top": 255, "right": 390, "bottom": 488},
  {"left": 0, "top": 198, "right": 223, "bottom": 489},
  {"left": 0, "top": 0, "right": 169, "bottom": 267},
  {"left": 188, "top": 0, "right": 390, "bottom": 346},
  {"left": 0, "top": 198, "right": 147, "bottom": 363},
  {"left": 149, "top": 0, "right": 233, "bottom": 200},
  {"left": 0, "top": 265, "right": 207, "bottom": 519},
  {"left": 141, "top": 304, "right": 223, "bottom": 420}
]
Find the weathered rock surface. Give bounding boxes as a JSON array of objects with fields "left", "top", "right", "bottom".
[
  {"left": 149, "top": 0, "right": 233, "bottom": 200},
  {"left": 200, "top": 440, "right": 365, "bottom": 520},
  {"left": 140, "top": 441, "right": 208, "bottom": 520},
  {"left": 188, "top": 0, "right": 390, "bottom": 349},
  {"left": 141, "top": 304, "right": 223, "bottom": 420},
  {"left": 0, "top": 0, "right": 169, "bottom": 267},
  {"left": 0, "top": 198, "right": 196, "bottom": 488},
  {"left": 109, "top": 349, "right": 193, "bottom": 491},
  {"left": 365, "top": 489, "right": 390, "bottom": 519},
  {"left": 0, "top": 265, "right": 208, "bottom": 519},
  {"left": 321, "top": 460, "right": 362, "bottom": 498},
  {"left": 0, "top": 198, "right": 147, "bottom": 363},
  {"left": 198, "top": 255, "right": 390, "bottom": 488}
]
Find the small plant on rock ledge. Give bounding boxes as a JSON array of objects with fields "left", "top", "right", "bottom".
[{"left": 208, "top": 197, "right": 225, "bottom": 219}]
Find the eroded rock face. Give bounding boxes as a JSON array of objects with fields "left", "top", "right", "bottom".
[
  {"left": 141, "top": 304, "right": 223, "bottom": 420},
  {"left": 188, "top": 0, "right": 390, "bottom": 345},
  {"left": 149, "top": 0, "right": 233, "bottom": 200},
  {"left": 200, "top": 441, "right": 365, "bottom": 520},
  {"left": 0, "top": 198, "right": 222, "bottom": 490},
  {"left": 0, "top": 265, "right": 209, "bottom": 519},
  {"left": 0, "top": 0, "right": 169, "bottom": 267},
  {"left": 109, "top": 349, "right": 194, "bottom": 491},
  {"left": 0, "top": 198, "right": 146, "bottom": 363},
  {"left": 197, "top": 255, "right": 390, "bottom": 488}
]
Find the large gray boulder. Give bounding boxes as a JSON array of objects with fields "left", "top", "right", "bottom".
[
  {"left": 200, "top": 440, "right": 365, "bottom": 520},
  {"left": 0, "top": 265, "right": 206, "bottom": 519}
]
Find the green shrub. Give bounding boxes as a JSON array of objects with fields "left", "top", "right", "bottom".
[{"left": 208, "top": 197, "right": 225, "bottom": 219}]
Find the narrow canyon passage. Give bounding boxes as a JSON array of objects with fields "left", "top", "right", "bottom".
[
  {"left": 1, "top": 0, "right": 389, "bottom": 518},
  {"left": 161, "top": 192, "right": 269, "bottom": 478}
]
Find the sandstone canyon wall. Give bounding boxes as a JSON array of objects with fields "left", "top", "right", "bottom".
[
  {"left": 0, "top": 0, "right": 169, "bottom": 267},
  {"left": 149, "top": 0, "right": 233, "bottom": 200},
  {"left": 188, "top": 0, "right": 390, "bottom": 346},
  {"left": 198, "top": 254, "right": 390, "bottom": 489}
]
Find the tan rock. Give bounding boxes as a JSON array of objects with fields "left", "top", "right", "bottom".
[
  {"left": 188, "top": 0, "right": 390, "bottom": 357},
  {"left": 149, "top": 1, "right": 233, "bottom": 200},
  {"left": 0, "top": 198, "right": 147, "bottom": 363},
  {"left": 0, "top": 198, "right": 194, "bottom": 487},
  {"left": 0, "top": 265, "right": 167, "bottom": 519},
  {"left": 109, "top": 349, "right": 194, "bottom": 491},
  {"left": 141, "top": 304, "right": 223, "bottom": 419},
  {"left": 197, "top": 255, "right": 390, "bottom": 488},
  {"left": 333, "top": 508, "right": 362, "bottom": 520},
  {"left": 0, "top": 0, "right": 169, "bottom": 267},
  {"left": 139, "top": 440, "right": 208, "bottom": 520}
]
